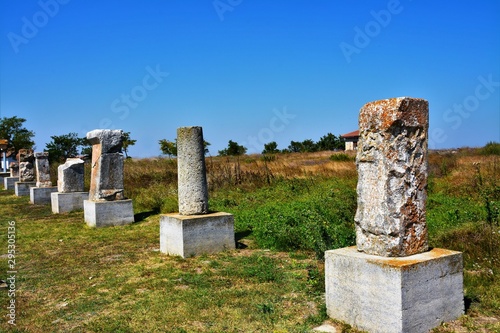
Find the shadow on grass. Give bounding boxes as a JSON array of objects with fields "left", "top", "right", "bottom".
[
  {"left": 134, "top": 208, "right": 160, "bottom": 223},
  {"left": 235, "top": 230, "right": 252, "bottom": 249}
]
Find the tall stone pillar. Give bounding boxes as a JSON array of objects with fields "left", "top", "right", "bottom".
[
  {"left": 30, "top": 152, "right": 57, "bottom": 204},
  {"left": 83, "top": 129, "right": 134, "bottom": 227},
  {"left": 325, "top": 97, "right": 463, "bottom": 333},
  {"left": 160, "top": 126, "right": 235, "bottom": 258},
  {"left": 15, "top": 149, "right": 36, "bottom": 196}
]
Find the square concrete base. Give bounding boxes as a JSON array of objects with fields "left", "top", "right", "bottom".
[
  {"left": 15, "top": 182, "right": 36, "bottom": 196},
  {"left": 4, "top": 177, "right": 19, "bottom": 190},
  {"left": 0, "top": 172, "right": 10, "bottom": 188},
  {"left": 84, "top": 199, "right": 134, "bottom": 227},
  {"left": 30, "top": 187, "right": 58, "bottom": 204},
  {"left": 325, "top": 246, "right": 464, "bottom": 333},
  {"left": 51, "top": 192, "right": 89, "bottom": 213},
  {"left": 160, "top": 212, "right": 235, "bottom": 258}
]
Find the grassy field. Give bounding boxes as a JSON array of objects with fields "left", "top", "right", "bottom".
[{"left": 0, "top": 145, "right": 499, "bottom": 332}]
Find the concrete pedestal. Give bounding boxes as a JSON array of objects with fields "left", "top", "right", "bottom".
[
  {"left": 51, "top": 192, "right": 89, "bottom": 213},
  {"left": 4, "top": 177, "right": 19, "bottom": 190},
  {"left": 325, "top": 246, "right": 464, "bottom": 333},
  {"left": 84, "top": 199, "right": 134, "bottom": 227},
  {"left": 30, "top": 187, "right": 58, "bottom": 204},
  {"left": 15, "top": 181, "right": 36, "bottom": 196},
  {"left": 160, "top": 212, "right": 235, "bottom": 258}
]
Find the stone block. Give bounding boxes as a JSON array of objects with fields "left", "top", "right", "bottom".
[
  {"left": 30, "top": 186, "right": 58, "bottom": 204},
  {"left": 160, "top": 212, "right": 235, "bottom": 258},
  {"left": 0, "top": 172, "right": 9, "bottom": 188},
  {"left": 34, "top": 152, "right": 52, "bottom": 187},
  {"left": 84, "top": 199, "right": 134, "bottom": 227},
  {"left": 58, "top": 158, "right": 85, "bottom": 192},
  {"left": 15, "top": 181, "right": 36, "bottom": 196},
  {"left": 4, "top": 177, "right": 18, "bottom": 190},
  {"left": 51, "top": 192, "right": 89, "bottom": 213},
  {"left": 325, "top": 246, "right": 464, "bottom": 333}
]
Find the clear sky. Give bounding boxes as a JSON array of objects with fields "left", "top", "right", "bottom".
[{"left": 1, "top": 0, "right": 499, "bottom": 157}]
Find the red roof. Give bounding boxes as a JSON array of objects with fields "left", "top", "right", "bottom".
[{"left": 340, "top": 130, "right": 359, "bottom": 138}]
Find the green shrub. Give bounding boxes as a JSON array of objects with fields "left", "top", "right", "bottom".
[
  {"left": 329, "top": 153, "right": 354, "bottom": 162},
  {"left": 481, "top": 141, "right": 500, "bottom": 156}
]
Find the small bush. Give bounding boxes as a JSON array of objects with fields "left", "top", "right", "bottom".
[{"left": 481, "top": 141, "right": 500, "bottom": 156}]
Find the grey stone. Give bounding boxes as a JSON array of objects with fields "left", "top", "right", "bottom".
[
  {"left": 57, "top": 158, "right": 85, "bottom": 192},
  {"left": 9, "top": 162, "right": 19, "bottom": 177},
  {"left": 86, "top": 130, "right": 125, "bottom": 201},
  {"left": 84, "top": 199, "right": 134, "bottom": 227},
  {"left": 177, "top": 126, "right": 209, "bottom": 215},
  {"left": 51, "top": 192, "right": 89, "bottom": 213},
  {"left": 325, "top": 246, "right": 464, "bottom": 333},
  {"left": 355, "top": 97, "right": 429, "bottom": 257},
  {"left": 160, "top": 212, "right": 235, "bottom": 258},
  {"left": 15, "top": 181, "right": 35, "bottom": 196},
  {"left": 35, "top": 152, "right": 52, "bottom": 188},
  {"left": 30, "top": 186, "right": 58, "bottom": 205},
  {"left": 4, "top": 177, "right": 18, "bottom": 190}
]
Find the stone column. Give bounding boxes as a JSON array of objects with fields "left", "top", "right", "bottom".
[
  {"left": 10, "top": 162, "right": 19, "bottom": 177},
  {"left": 160, "top": 126, "right": 235, "bottom": 257},
  {"left": 15, "top": 149, "right": 36, "bottom": 196},
  {"left": 355, "top": 97, "right": 429, "bottom": 257},
  {"left": 325, "top": 97, "right": 463, "bottom": 333},
  {"left": 35, "top": 152, "right": 52, "bottom": 188},
  {"left": 51, "top": 158, "right": 89, "bottom": 214},
  {"left": 83, "top": 129, "right": 134, "bottom": 227},
  {"left": 3, "top": 162, "right": 19, "bottom": 190},
  {"left": 177, "top": 126, "right": 209, "bottom": 215}
]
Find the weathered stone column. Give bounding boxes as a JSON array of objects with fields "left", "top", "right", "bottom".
[
  {"left": 3, "top": 162, "right": 19, "bottom": 190},
  {"left": 51, "top": 158, "right": 88, "bottom": 214},
  {"left": 10, "top": 162, "right": 19, "bottom": 177},
  {"left": 160, "top": 126, "right": 235, "bottom": 258},
  {"left": 355, "top": 97, "right": 429, "bottom": 257},
  {"left": 83, "top": 129, "right": 134, "bottom": 227},
  {"left": 15, "top": 149, "right": 36, "bottom": 196},
  {"left": 35, "top": 152, "right": 52, "bottom": 188},
  {"left": 177, "top": 126, "right": 209, "bottom": 215},
  {"left": 325, "top": 97, "right": 463, "bottom": 333}
]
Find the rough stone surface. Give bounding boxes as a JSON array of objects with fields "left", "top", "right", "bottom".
[
  {"left": 177, "top": 126, "right": 209, "bottom": 215},
  {"left": 87, "top": 129, "right": 125, "bottom": 201},
  {"left": 30, "top": 186, "right": 58, "bottom": 205},
  {"left": 355, "top": 97, "right": 429, "bottom": 257},
  {"left": 35, "top": 152, "right": 52, "bottom": 187},
  {"left": 58, "top": 158, "right": 85, "bottom": 192},
  {"left": 18, "top": 149, "right": 35, "bottom": 182},
  {"left": 325, "top": 246, "right": 464, "bottom": 333},
  {"left": 84, "top": 199, "right": 134, "bottom": 227},
  {"left": 9, "top": 162, "right": 19, "bottom": 177},
  {"left": 51, "top": 192, "right": 89, "bottom": 213},
  {"left": 160, "top": 212, "right": 235, "bottom": 258}
]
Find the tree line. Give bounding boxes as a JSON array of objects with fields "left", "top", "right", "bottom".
[{"left": 1, "top": 116, "right": 346, "bottom": 162}]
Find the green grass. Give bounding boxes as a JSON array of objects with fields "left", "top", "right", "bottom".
[{"left": 1, "top": 149, "right": 499, "bottom": 332}]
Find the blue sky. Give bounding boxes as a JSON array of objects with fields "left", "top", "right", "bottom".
[{"left": 1, "top": 0, "right": 499, "bottom": 157}]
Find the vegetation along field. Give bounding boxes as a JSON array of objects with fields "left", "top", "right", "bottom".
[{"left": 0, "top": 143, "right": 499, "bottom": 332}]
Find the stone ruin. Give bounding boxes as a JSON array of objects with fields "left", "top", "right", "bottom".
[
  {"left": 160, "top": 126, "right": 235, "bottom": 257},
  {"left": 355, "top": 97, "right": 429, "bottom": 257},
  {"left": 34, "top": 152, "right": 52, "bottom": 188},
  {"left": 57, "top": 158, "right": 85, "bottom": 193},
  {"left": 325, "top": 97, "right": 463, "bottom": 333},
  {"left": 9, "top": 162, "right": 19, "bottom": 177},
  {"left": 51, "top": 158, "right": 88, "bottom": 214},
  {"left": 17, "top": 149, "right": 35, "bottom": 182},
  {"left": 83, "top": 129, "right": 134, "bottom": 227}
]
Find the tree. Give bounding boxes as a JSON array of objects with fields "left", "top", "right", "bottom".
[
  {"left": 301, "top": 139, "right": 317, "bottom": 152},
  {"left": 218, "top": 140, "right": 247, "bottom": 156},
  {"left": 317, "top": 133, "right": 343, "bottom": 151},
  {"left": 203, "top": 141, "right": 211, "bottom": 156},
  {"left": 287, "top": 140, "right": 303, "bottom": 153},
  {"left": 122, "top": 131, "right": 137, "bottom": 158},
  {"left": 159, "top": 139, "right": 177, "bottom": 157},
  {"left": 262, "top": 141, "right": 279, "bottom": 154},
  {"left": 0, "top": 116, "right": 35, "bottom": 156},
  {"left": 45, "top": 132, "right": 84, "bottom": 163}
]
